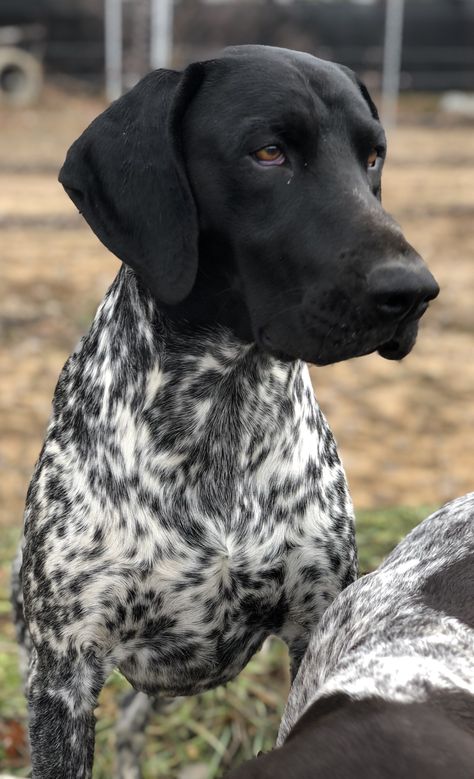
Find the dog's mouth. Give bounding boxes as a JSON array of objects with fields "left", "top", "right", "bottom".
[
  {"left": 377, "top": 320, "right": 419, "bottom": 361},
  {"left": 258, "top": 315, "right": 423, "bottom": 366}
]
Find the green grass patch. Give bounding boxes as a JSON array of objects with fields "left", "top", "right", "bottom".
[
  {"left": 356, "top": 505, "right": 435, "bottom": 575},
  {"left": 0, "top": 504, "right": 433, "bottom": 777}
]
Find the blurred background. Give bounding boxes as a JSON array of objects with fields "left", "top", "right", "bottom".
[{"left": 1, "top": 1, "right": 473, "bottom": 776}]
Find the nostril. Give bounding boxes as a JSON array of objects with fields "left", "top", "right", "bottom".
[
  {"left": 369, "top": 264, "right": 439, "bottom": 322},
  {"left": 374, "top": 292, "right": 416, "bottom": 319}
]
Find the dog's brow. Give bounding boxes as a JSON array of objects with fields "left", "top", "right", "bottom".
[
  {"left": 238, "top": 117, "right": 274, "bottom": 133},
  {"left": 238, "top": 115, "right": 302, "bottom": 133},
  {"left": 236, "top": 111, "right": 317, "bottom": 147},
  {"left": 354, "top": 119, "right": 386, "bottom": 148}
]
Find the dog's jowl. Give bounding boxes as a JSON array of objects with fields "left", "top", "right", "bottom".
[{"left": 13, "top": 46, "right": 438, "bottom": 778}]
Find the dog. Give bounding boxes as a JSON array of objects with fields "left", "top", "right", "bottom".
[
  {"left": 12, "top": 45, "right": 438, "bottom": 778},
  {"left": 226, "top": 493, "right": 474, "bottom": 778}
]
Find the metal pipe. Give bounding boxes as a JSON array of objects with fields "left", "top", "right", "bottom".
[
  {"left": 381, "top": 0, "right": 405, "bottom": 129},
  {"left": 150, "top": 0, "right": 174, "bottom": 71},
  {"left": 105, "top": 0, "right": 123, "bottom": 101}
]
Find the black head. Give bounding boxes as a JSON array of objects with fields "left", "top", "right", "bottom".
[
  {"left": 225, "top": 694, "right": 474, "bottom": 779},
  {"left": 59, "top": 45, "right": 439, "bottom": 365}
]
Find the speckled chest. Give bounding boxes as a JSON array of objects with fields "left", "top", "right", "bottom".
[{"left": 22, "top": 268, "right": 356, "bottom": 696}]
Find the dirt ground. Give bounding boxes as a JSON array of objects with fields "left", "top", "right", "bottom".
[{"left": 1, "top": 90, "right": 473, "bottom": 533}]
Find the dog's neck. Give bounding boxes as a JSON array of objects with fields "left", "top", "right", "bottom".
[
  {"left": 158, "top": 234, "right": 255, "bottom": 343},
  {"left": 70, "top": 265, "right": 316, "bottom": 452},
  {"left": 60, "top": 265, "right": 342, "bottom": 515},
  {"left": 92, "top": 263, "right": 300, "bottom": 389}
]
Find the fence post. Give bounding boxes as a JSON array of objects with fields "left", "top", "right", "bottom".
[
  {"left": 381, "top": 0, "right": 405, "bottom": 128},
  {"left": 150, "top": 0, "right": 174, "bottom": 71},
  {"left": 105, "top": 0, "right": 123, "bottom": 101}
]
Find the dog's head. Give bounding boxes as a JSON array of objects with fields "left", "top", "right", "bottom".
[
  {"left": 225, "top": 694, "right": 474, "bottom": 779},
  {"left": 60, "top": 45, "right": 438, "bottom": 365}
]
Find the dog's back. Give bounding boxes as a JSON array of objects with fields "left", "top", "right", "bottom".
[
  {"left": 280, "top": 493, "right": 474, "bottom": 741},
  {"left": 227, "top": 494, "right": 474, "bottom": 778}
]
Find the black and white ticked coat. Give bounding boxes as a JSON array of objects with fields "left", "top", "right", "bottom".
[
  {"left": 15, "top": 266, "right": 356, "bottom": 729},
  {"left": 278, "top": 492, "right": 474, "bottom": 744}
]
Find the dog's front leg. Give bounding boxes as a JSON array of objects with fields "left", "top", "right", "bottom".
[
  {"left": 27, "top": 646, "right": 107, "bottom": 779},
  {"left": 288, "top": 633, "right": 311, "bottom": 684}
]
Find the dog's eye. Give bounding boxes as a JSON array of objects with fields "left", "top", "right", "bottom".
[
  {"left": 367, "top": 148, "right": 379, "bottom": 168},
  {"left": 254, "top": 145, "right": 286, "bottom": 166}
]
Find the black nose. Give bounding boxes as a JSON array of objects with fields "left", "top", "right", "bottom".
[{"left": 368, "top": 263, "right": 439, "bottom": 321}]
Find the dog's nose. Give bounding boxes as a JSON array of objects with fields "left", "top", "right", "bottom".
[{"left": 368, "top": 263, "right": 439, "bottom": 321}]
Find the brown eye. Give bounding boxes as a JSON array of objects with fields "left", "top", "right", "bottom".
[
  {"left": 254, "top": 145, "right": 285, "bottom": 165},
  {"left": 367, "top": 148, "right": 378, "bottom": 168}
]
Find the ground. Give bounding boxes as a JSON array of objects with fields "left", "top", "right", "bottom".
[{"left": 0, "top": 90, "right": 473, "bottom": 776}]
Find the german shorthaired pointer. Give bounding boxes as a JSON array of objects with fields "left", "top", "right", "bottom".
[
  {"left": 227, "top": 493, "right": 474, "bottom": 779},
  {"left": 12, "top": 45, "right": 438, "bottom": 778}
]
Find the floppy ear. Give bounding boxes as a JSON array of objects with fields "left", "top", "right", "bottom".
[
  {"left": 336, "top": 64, "right": 383, "bottom": 201},
  {"left": 335, "top": 63, "right": 380, "bottom": 121},
  {"left": 59, "top": 64, "right": 205, "bottom": 305},
  {"left": 355, "top": 77, "right": 379, "bottom": 121}
]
